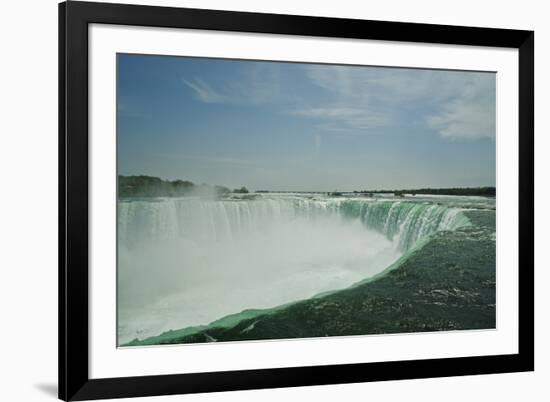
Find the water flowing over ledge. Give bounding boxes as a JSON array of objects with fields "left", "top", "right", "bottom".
[{"left": 118, "top": 195, "right": 471, "bottom": 253}]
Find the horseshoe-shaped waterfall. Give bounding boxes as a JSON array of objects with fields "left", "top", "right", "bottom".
[{"left": 117, "top": 194, "right": 492, "bottom": 346}]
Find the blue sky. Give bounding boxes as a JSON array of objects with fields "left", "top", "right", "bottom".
[{"left": 117, "top": 54, "right": 496, "bottom": 191}]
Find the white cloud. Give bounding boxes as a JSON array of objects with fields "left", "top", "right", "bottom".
[
  {"left": 428, "top": 101, "right": 495, "bottom": 140},
  {"left": 181, "top": 64, "right": 290, "bottom": 105},
  {"left": 427, "top": 75, "right": 495, "bottom": 140},
  {"left": 294, "top": 107, "right": 387, "bottom": 130},
  {"left": 295, "top": 66, "right": 388, "bottom": 132},
  {"left": 182, "top": 62, "right": 495, "bottom": 141},
  {"left": 182, "top": 78, "right": 228, "bottom": 103},
  {"left": 302, "top": 65, "right": 495, "bottom": 140}
]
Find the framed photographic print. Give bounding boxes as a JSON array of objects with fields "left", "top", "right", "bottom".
[{"left": 59, "top": 1, "right": 534, "bottom": 400}]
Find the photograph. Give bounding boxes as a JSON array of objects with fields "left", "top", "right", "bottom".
[
  {"left": 0, "top": 0, "right": 541, "bottom": 400},
  {"left": 117, "top": 54, "right": 497, "bottom": 347}
]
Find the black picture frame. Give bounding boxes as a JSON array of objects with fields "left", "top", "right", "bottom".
[{"left": 59, "top": 1, "right": 534, "bottom": 400}]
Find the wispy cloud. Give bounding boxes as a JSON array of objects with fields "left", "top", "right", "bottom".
[
  {"left": 301, "top": 65, "right": 495, "bottom": 140},
  {"left": 182, "top": 61, "right": 495, "bottom": 141},
  {"left": 293, "top": 107, "right": 387, "bottom": 130},
  {"left": 298, "top": 65, "right": 391, "bottom": 132},
  {"left": 427, "top": 75, "right": 495, "bottom": 140},
  {"left": 182, "top": 78, "right": 228, "bottom": 104},
  {"left": 181, "top": 63, "right": 293, "bottom": 106}
]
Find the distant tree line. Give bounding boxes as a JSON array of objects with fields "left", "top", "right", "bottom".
[
  {"left": 119, "top": 176, "right": 493, "bottom": 198},
  {"left": 353, "top": 187, "right": 496, "bottom": 197},
  {"left": 118, "top": 175, "right": 247, "bottom": 198},
  {"left": 233, "top": 186, "right": 249, "bottom": 194}
]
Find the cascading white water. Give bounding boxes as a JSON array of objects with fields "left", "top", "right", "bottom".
[
  {"left": 118, "top": 195, "right": 468, "bottom": 252},
  {"left": 117, "top": 194, "right": 469, "bottom": 344}
]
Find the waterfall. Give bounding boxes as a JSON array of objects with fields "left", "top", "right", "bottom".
[
  {"left": 117, "top": 195, "right": 473, "bottom": 343},
  {"left": 118, "top": 196, "right": 469, "bottom": 252}
]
